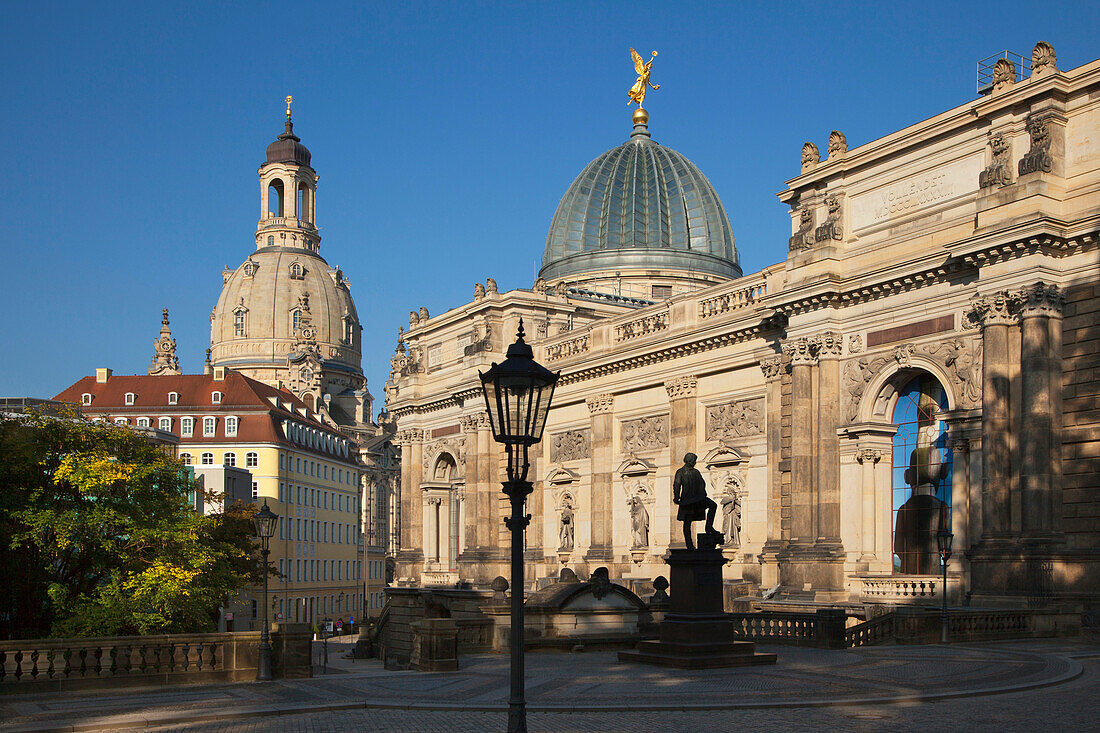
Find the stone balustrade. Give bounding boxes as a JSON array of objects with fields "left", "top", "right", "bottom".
[
  {"left": 0, "top": 625, "right": 312, "bottom": 692},
  {"left": 614, "top": 310, "right": 669, "bottom": 342},
  {"left": 699, "top": 279, "right": 768, "bottom": 319},
  {"left": 858, "top": 575, "right": 941, "bottom": 601},
  {"left": 545, "top": 334, "right": 589, "bottom": 362}
]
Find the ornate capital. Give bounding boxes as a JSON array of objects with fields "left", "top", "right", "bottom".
[
  {"left": 586, "top": 393, "right": 615, "bottom": 415},
  {"left": 394, "top": 428, "right": 425, "bottom": 445},
  {"left": 759, "top": 355, "right": 784, "bottom": 379},
  {"left": 664, "top": 376, "right": 698, "bottom": 400},
  {"left": 426, "top": 496, "right": 442, "bottom": 507},
  {"left": 948, "top": 438, "right": 971, "bottom": 454},
  {"left": 782, "top": 337, "right": 818, "bottom": 366},
  {"left": 967, "top": 291, "right": 1017, "bottom": 329},
  {"left": 1016, "top": 281, "right": 1064, "bottom": 317},
  {"left": 475, "top": 412, "right": 492, "bottom": 430},
  {"left": 460, "top": 414, "right": 480, "bottom": 433},
  {"left": 812, "top": 331, "right": 843, "bottom": 358},
  {"left": 856, "top": 449, "right": 882, "bottom": 464}
]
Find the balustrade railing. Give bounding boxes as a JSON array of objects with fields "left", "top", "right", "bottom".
[
  {"left": 699, "top": 281, "right": 768, "bottom": 319},
  {"left": 545, "top": 334, "right": 589, "bottom": 362},
  {"left": 614, "top": 310, "right": 668, "bottom": 342},
  {"left": 859, "top": 576, "right": 939, "bottom": 601},
  {"left": 845, "top": 613, "right": 897, "bottom": 647},
  {"left": 729, "top": 612, "right": 818, "bottom": 645}
]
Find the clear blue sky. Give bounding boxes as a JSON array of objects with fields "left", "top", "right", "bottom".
[{"left": 3, "top": 1, "right": 1097, "bottom": 406}]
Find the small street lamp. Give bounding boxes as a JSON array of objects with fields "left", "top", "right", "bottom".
[
  {"left": 479, "top": 320, "right": 559, "bottom": 733},
  {"left": 252, "top": 501, "right": 279, "bottom": 681},
  {"left": 937, "top": 527, "right": 954, "bottom": 644}
]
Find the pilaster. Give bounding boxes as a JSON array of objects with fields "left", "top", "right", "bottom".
[
  {"left": 585, "top": 393, "right": 615, "bottom": 562},
  {"left": 758, "top": 355, "right": 787, "bottom": 588},
  {"left": 665, "top": 376, "right": 698, "bottom": 550}
]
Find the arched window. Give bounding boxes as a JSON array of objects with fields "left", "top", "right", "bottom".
[
  {"left": 179, "top": 453, "right": 192, "bottom": 465},
  {"left": 234, "top": 311, "right": 246, "bottom": 336},
  {"left": 201, "top": 452, "right": 214, "bottom": 465},
  {"left": 246, "top": 452, "right": 258, "bottom": 467},
  {"left": 81, "top": 393, "right": 93, "bottom": 405},
  {"left": 266, "top": 235, "right": 274, "bottom": 246},
  {"left": 223, "top": 452, "right": 236, "bottom": 467},
  {"left": 289, "top": 262, "right": 304, "bottom": 279},
  {"left": 136, "top": 417, "right": 150, "bottom": 428},
  {"left": 268, "top": 179, "right": 284, "bottom": 217},
  {"left": 168, "top": 392, "right": 179, "bottom": 405},
  {"left": 890, "top": 374, "right": 952, "bottom": 575},
  {"left": 291, "top": 309, "right": 303, "bottom": 333},
  {"left": 433, "top": 454, "right": 457, "bottom": 482}
]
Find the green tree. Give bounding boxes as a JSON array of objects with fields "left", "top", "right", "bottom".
[{"left": 0, "top": 411, "right": 264, "bottom": 638}]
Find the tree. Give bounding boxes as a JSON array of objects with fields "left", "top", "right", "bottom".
[{"left": 0, "top": 410, "right": 264, "bottom": 638}]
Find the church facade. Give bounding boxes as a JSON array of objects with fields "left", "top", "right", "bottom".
[{"left": 386, "top": 43, "right": 1100, "bottom": 609}]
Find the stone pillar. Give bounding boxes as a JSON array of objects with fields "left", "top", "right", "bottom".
[
  {"left": 665, "top": 376, "right": 698, "bottom": 549},
  {"left": 586, "top": 394, "right": 615, "bottom": 562},
  {"left": 426, "top": 496, "right": 441, "bottom": 563},
  {"left": 459, "top": 415, "right": 480, "bottom": 567},
  {"left": 948, "top": 437, "right": 971, "bottom": 572},
  {"left": 395, "top": 429, "right": 425, "bottom": 578},
  {"left": 1017, "top": 282, "right": 1064, "bottom": 540},
  {"left": 758, "top": 355, "right": 786, "bottom": 588},
  {"left": 856, "top": 449, "right": 882, "bottom": 560},
  {"left": 813, "top": 332, "right": 843, "bottom": 546},
  {"left": 783, "top": 338, "right": 818, "bottom": 544},
  {"left": 970, "top": 292, "right": 1016, "bottom": 540}
]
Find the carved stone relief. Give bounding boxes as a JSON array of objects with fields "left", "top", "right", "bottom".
[
  {"left": 980, "top": 133, "right": 1013, "bottom": 188},
  {"left": 550, "top": 429, "right": 590, "bottom": 462},
  {"left": 991, "top": 58, "right": 1016, "bottom": 91},
  {"left": 422, "top": 436, "right": 467, "bottom": 475},
  {"left": 814, "top": 195, "right": 843, "bottom": 242},
  {"left": 621, "top": 415, "right": 669, "bottom": 453},
  {"left": 705, "top": 398, "right": 764, "bottom": 441},
  {"left": 1031, "top": 41, "right": 1057, "bottom": 77},
  {"left": 801, "top": 142, "right": 820, "bottom": 173},
  {"left": 848, "top": 334, "right": 864, "bottom": 354},
  {"left": 789, "top": 208, "right": 814, "bottom": 252},
  {"left": 1019, "top": 114, "right": 1055, "bottom": 176},
  {"left": 827, "top": 130, "right": 847, "bottom": 159}
]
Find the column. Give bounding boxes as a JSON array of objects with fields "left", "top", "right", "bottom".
[
  {"left": 783, "top": 338, "right": 818, "bottom": 544},
  {"left": 948, "top": 437, "right": 971, "bottom": 570},
  {"left": 395, "top": 429, "right": 425, "bottom": 571},
  {"left": 586, "top": 393, "right": 615, "bottom": 561},
  {"left": 814, "top": 332, "right": 843, "bottom": 545},
  {"left": 459, "top": 415, "right": 480, "bottom": 559},
  {"left": 1018, "top": 282, "right": 1064, "bottom": 539},
  {"left": 970, "top": 292, "right": 1015, "bottom": 539},
  {"left": 665, "top": 376, "right": 698, "bottom": 549},
  {"left": 856, "top": 449, "right": 882, "bottom": 560},
  {"left": 761, "top": 356, "right": 786, "bottom": 544}
]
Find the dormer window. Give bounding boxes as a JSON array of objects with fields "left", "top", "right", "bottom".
[
  {"left": 81, "top": 393, "right": 93, "bottom": 405},
  {"left": 225, "top": 416, "right": 238, "bottom": 437},
  {"left": 203, "top": 416, "right": 216, "bottom": 437},
  {"left": 243, "top": 260, "right": 257, "bottom": 277},
  {"left": 168, "top": 391, "right": 179, "bottom": 405},
  {"left": 114, "top": 417, "right": 128, "bottom": 425},
  {"left": 232, "top": 299, "right": 249, "bottom": 337},
  {"left": 159, "top": 417, "right": 172, "bottom": 431},
  {"left": 136, "top": 417, "right": 150, "bottom": 428},
  {"left": 292, "top": 309, "right": 303, "bottom": 332},
  {"left": 289, "top": 262, "right": 304, "bottom": 280},
  {"left": 212, "top": 391, "right": 223, "bottom": 404},
  {"left": 181, "top": 416, "right": 194, "bottom": 437},
  {"left": 124, "top": 392, "right": 136, "bottom": 405}
]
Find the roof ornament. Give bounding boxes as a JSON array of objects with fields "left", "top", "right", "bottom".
[
  {"left": 627, "top": 48, "right": 659, "bottom": 132},
  {"left": 149, "top": 308, "right": 182, "bottom": 376},
  {"left": 285, "top": 95, "right": 293, "bottom": 121},
  {"left": 279, "top": 94, "right": 299, "bottom": 141}
]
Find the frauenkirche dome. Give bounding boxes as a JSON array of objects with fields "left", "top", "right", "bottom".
[{"left": 540, "top": 111, "right": 741, "bottom": 287}]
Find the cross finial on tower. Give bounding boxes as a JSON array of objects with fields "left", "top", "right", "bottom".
[{"left": 285, "top": 95, "right": 293, "bottom": 120}]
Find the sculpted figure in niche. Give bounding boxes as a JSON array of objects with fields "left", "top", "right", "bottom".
[
  {"left": 629, "top": 496, "right": 649, "bottom": 548},
  {"left": 559, "top": 503, "right": 574, "bottom": 551},
  {"left": 721, "top": 489, "right": 741, "bottom": 548},
  {"left": 672, "top": 453, "right": 722, "bottom": 550}
]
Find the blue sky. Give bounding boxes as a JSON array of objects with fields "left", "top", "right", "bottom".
[{"left": 3, "top": 1, "right": 1097, "bottom": 405}]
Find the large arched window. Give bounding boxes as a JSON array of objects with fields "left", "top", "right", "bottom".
[
  {"left": 890, "top": 373, "right": 952, "bottom": 575},
  {"left": 433, "top": 454, "right": 456, "bottom": 482},
  {"left": 268, "top": 179, "right": 284, "bottom": 217},
  {"left": 297, "top": 183, "right": 311, "bottom": 222},
  {"left": 291, "top": 309, "right": 303, "bottom": 332}
]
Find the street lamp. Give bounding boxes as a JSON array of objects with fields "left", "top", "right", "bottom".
[
  {"left": 252, "top": 501, "right": 279, "bottom": 680},
  {"left": 479, "top": 320, "right": 559, "bottom": 733},
  {"left": 937, "top": 527, "right": 953, "bottom": 644}
]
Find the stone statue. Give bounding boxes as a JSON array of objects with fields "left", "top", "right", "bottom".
[
  {"left": 409, "top": 310, "right": 419, "bottom": 328},
  {"left": 629, "top": 496, "right": 649, "bottom": 548},
  {"left": 474, "top": 282, "right": 485, "bottom": 300},
  {"left": 672, "top": 453, "right": 722, "bottom": 550},
  {"left": 559, "top": 504, "right": 574, "bottom": 551},
  {"left": 485, "top": 278, "right": 498, "bottom": 296},
  {"left": 721, "top": 491, "right": 741, "bottom": 548},
  {"left": 627, "top": 48, "right": 660, "bottom": 108}
]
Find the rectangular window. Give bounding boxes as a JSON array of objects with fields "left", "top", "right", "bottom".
[
  {"left": 225, "top": 416, "right": 238, "bottom": 437},
  {"left": 279, "top": 558, "right": 284, "bottom": 576},
  {"left": 168, "top": 392, "right": 179, "bottom": 405},
  {"left": 324, "top": 465, "right": 328, "bottom": 480},
  {"left": 203, "top": 416, "right": 216, "bottom": 437},
  {"left": 159, "top": 417, "right": 172, "bottom": 431},
  {"left": 136, "top": 417, "right": 150, "bottom": 428},
  {"left": 279, "top": 453, "right": 285, "bottom": 470},
  {"left": 651, "top": 284, "right": 673, "bottom": 300},
  {"left": 279, "top": 482, "right": 284, "bottom": 502},
  {"left": 251, "top": 481, "right": 258, "bottom": 500},
  {"left": 246, "top": 452, "right": 258, "bottom": 467},
  {"left": 181, "top": 417, "right": 194, "bottom": 437}
]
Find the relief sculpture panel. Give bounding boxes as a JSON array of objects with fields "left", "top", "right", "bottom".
[
  {"left": 705, "top": 398, "right": 765, "bottom": 441},
  {"left": 621, "top": 415, "right": 669, "bottom": 453},
  {"left": 550, "top": 429, "right": 590, "bottom": 462}
]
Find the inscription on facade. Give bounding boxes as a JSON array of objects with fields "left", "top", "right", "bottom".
[{"left": 851, "top": 156, "right": 981, "bottom": 230}]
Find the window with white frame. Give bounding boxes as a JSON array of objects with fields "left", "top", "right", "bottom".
[
  {"left": 223, "top": 452, "right": 236, "bottom": 467},
  {"left": 168, "top": 391, "right": 179, "bottom": 405},
  {"left": 201, "top": 452, "right": 214, "bottom": 465},
  {"left": 179, "top": 453, "right": 192, "bottom": 465},
  {"left": 203, "top": 416, "right": 216, "bottom": 436},
  {"left": 81, "top": 393, "right": 92, "bottom": 405},
  {"left": 246, "top": 452, "right": 258, "bottom": 467},
  {"left": 211, "top": 391, "right": 222, "bottom": 404},
  {"left": 181, "top": 416, "right": 194, "bottom": 437},
  {"left": 136, "top": 417, "right": 150, "bottom": 428},
  {"left": 225, "top": 416, "right": 238, "bottom": 436},
  {"left": 234, "top": 312, "right": 245, "bottom": 337},
  {"left": 159, "top": 417, "right": 172, "bottom": 431},
  {"left": 114, "top": 417, "right": 128, "bottom": 425},
  {"left": 124, "top": 392, "right": 136, "bottom": 405}
]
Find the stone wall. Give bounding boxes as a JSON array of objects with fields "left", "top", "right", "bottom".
[
  {"left": 1062, "top": 283, "right": 1100, "bottom": 550},
  {"left": 378, "top": 588, "right": 494, "bottom": 668}
]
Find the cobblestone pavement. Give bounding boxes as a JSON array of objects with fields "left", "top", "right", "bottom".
[{"left": 2, "top": 639, "right": 1097, "bottom": 732}]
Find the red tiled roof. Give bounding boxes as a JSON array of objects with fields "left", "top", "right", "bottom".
[{"left": 55, "top": 371, "right": 351, "bottom": 458}]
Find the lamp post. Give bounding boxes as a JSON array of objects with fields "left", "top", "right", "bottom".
[
  {"left": 937, "top": 528, "right": 953, "bottom": 644},
  {"left": 479, "top": 320, "right": 559, "bottom": 733},
  {"left": 252, "top": 501, "right": 279, "bottom": 681}
]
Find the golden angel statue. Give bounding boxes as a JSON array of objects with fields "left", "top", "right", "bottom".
[{"left": 627, "top": 48, "right": 659, "bottom": 107}]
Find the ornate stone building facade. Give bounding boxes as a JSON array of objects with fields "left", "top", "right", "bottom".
[{"left": 387, "top": 43, "right": 1100, "bottom": 609}]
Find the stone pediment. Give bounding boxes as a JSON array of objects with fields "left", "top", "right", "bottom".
[
  {"left": 617, "top": 453, "right": 656, "bottom": 477},
  {"left": 703, "top": 443, "right": 750, "bottom": 469},
  {"left": 545, "top": 466, "right": 580, "bottom": 485}
]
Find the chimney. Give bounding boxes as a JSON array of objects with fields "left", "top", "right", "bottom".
[
  {"left": 96, "top": 368, "right": 112, "bottom": 383},
  {"left": 213, "top": 366, "right": 226, "bottom": 382}
]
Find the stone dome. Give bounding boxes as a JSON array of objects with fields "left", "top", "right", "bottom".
[
  {"left": 540, "top": 118, "right": 740, "bottom": 284},
  {"left": 210, "top": 247, "right": 361, "bottom": 379}
]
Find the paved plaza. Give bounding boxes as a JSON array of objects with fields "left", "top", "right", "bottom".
[{"left": 2, "top": 637, "right": 1097, "bottom": 732}]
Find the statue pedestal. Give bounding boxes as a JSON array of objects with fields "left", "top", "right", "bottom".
[{"left": 618, "top": 548, "right": 777, "bottom": 669}]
